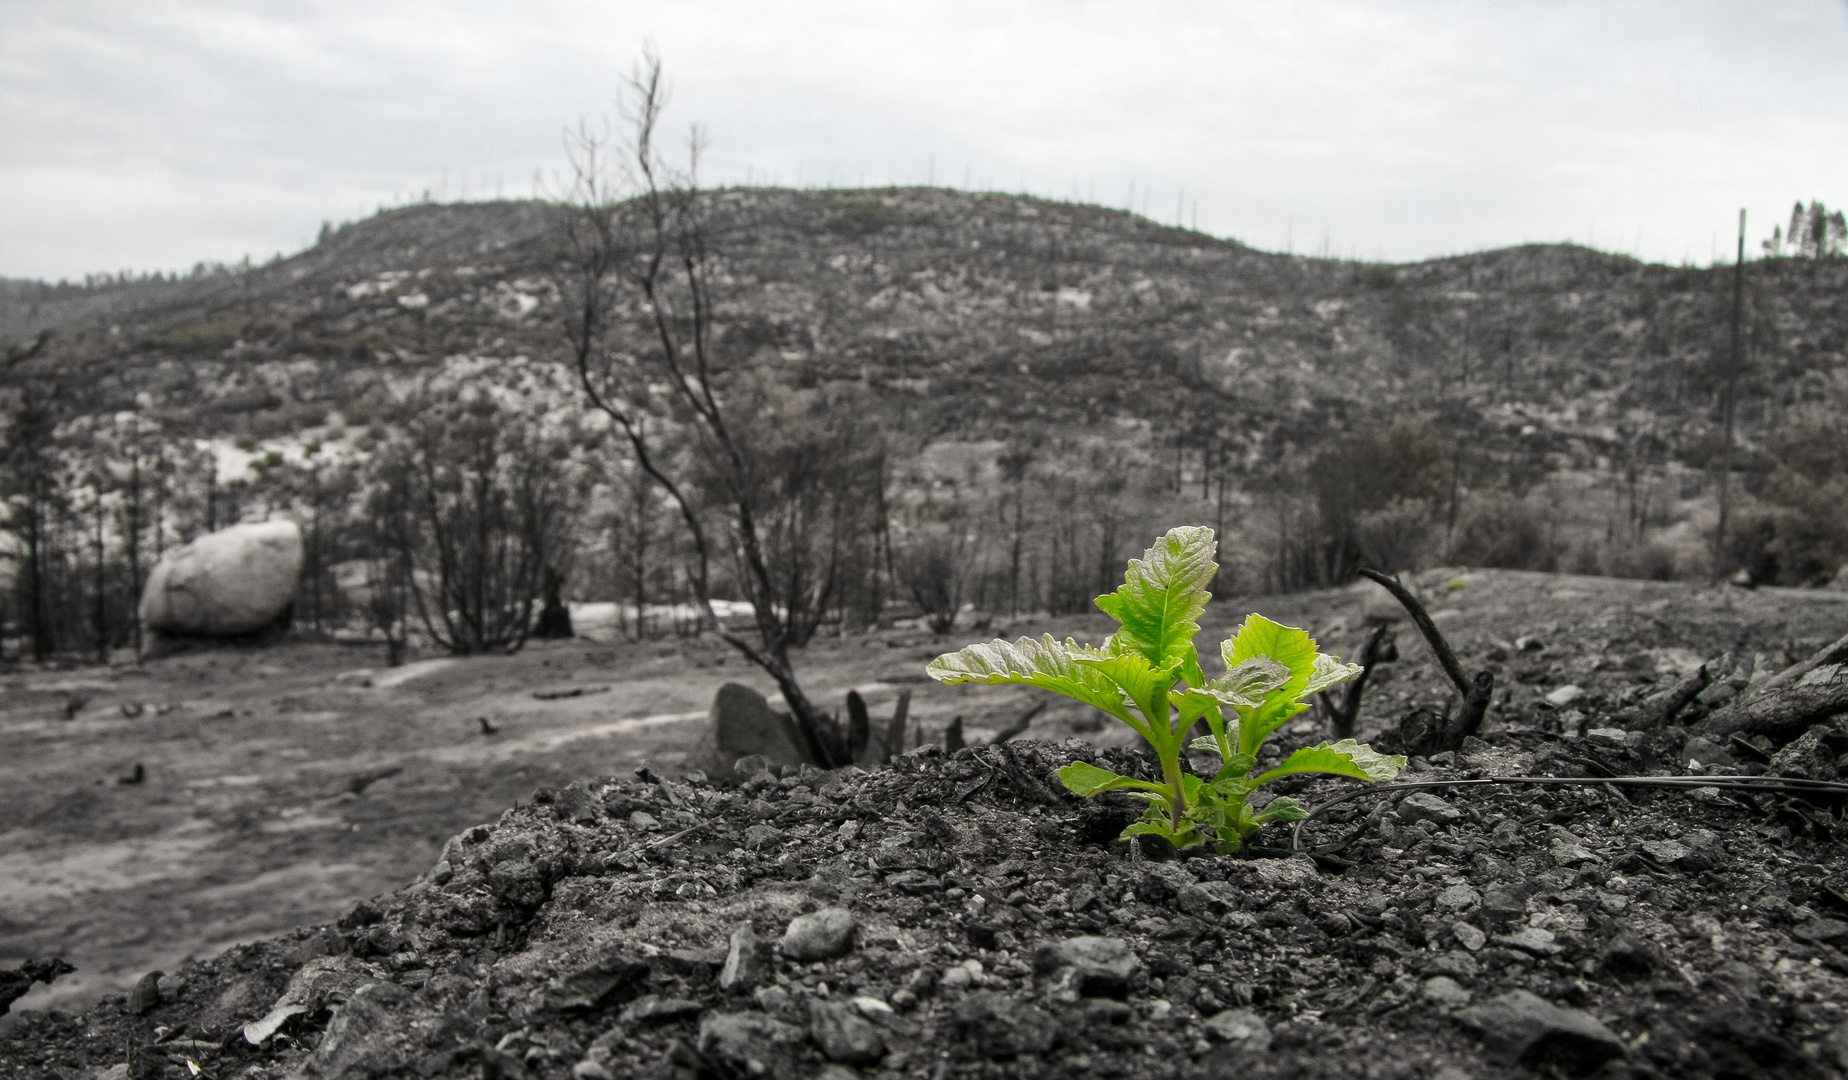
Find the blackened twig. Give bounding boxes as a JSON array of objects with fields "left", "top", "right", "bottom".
[{"left": 1357, "top": 568, "right": 1493, "bottom": 752}]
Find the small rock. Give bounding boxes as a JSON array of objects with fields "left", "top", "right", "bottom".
[
  {"left": 852, "top": 995, "right": 894, "bottom": 1018},
  {"left": 1584, "top": 727, "right": 1629, "bottom": 747},
  {"left": 1455, "top": 990, "right": 1626, "bottom": 1075},
  {"left": 809, "top": 998, "right": 886, "bottom": 1065},
  {"left": 1032, "top": 936, "right": 1139, "bottom": 1001},
  {"left": 954, "top": 991, "right": 1059, "bottom": 1058},
  {"left": 542, "top": 951, "right": 650, "bottom": 1011},
  {"left": 698, "top": 1012, "right": 806, "bottom": 1080},
  {"left": 312, "top": 982, "right": 415, "bottom": 1078},
  {"left": 885, "top": 869, "right": 941, "bottom": 895},
  {"left": 1545, "top": 685, "right": 1584, "bottom": 707},
  {"left": 129, "top": 970, "right": 163, "bottom": 1015},
  {"left": 1481, "top": 884, "right": 1531, "bottom": 921},
  {"left": 1424, "top": 976, "right": 1473, "bottom": 1008},
  {"left": 1494, "top": 927, "right": 1563, "bottom": 956},
  {"left": 782, "top": 907, "right": 857, "bottom": 962},
  {"left": 1515, "top": 635, "right": 1545, "bottom": 651},
  {"left": 1436, "top": 884, "right": 1481, "bottom": 913},
  {"left": 1549, "top": 837, "right": 1598, "bottom": 865},
  {"left": 753, "top": 985, "right": 804, "bottom": 1023},
  {"left": 1793, "top": 919, "right": 1848, "bottom": 948},
  {"left": 1203, "top": 1007, "right": 1271, "bottom": 1049},
  {"left": 572, "top": 1061, "right": 614, "bottom": 1080},
  {"left": 1596, "top": 891, "right": 1629, "bottom": 915},
  {"left": 1682, "top": 736, "right": 1734, "bottom": 767},
  {"left": 720, "top": 925, "right": 769, "bottom": 991},
  {"left": 1598, "top": 935, "right": 1665, "bottom": 981},
  {"left": 1177, "top": 881, "right": 1242, "bottom": 919},
  {"left": 1638, "top": 839, "right": 1690, "bottom": 865},
  {"left": 1453, "top": 923, "right": 1487, "bottom": 952},
  {"left": 1085, "top": 998, "right": 1134, "bottom": 1024},
  {"left": 618, "top": 994, "right": 703, "bottom": 1026},
  {"left": 1398, "top": 792, "right": 1462, "bottom": 826},
  {"left": 628, "top": 810, "right": 660, "bottom": 832}
]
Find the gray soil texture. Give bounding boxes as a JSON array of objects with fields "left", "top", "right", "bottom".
[{"left": 6, "top": 568, "right": 1848, "bottom": 1079}]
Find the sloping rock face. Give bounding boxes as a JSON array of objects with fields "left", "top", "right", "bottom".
[{"left": 140, "top": 521, "right": 303, "bottom": 639}]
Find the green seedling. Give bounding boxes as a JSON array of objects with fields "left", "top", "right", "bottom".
[{"left": 927, "top": 525, "right": 1405, "bottom": 852}]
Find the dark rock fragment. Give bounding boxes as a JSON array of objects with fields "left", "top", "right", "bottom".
[
  {"left": 1599, "top": 935, "right": 1667, "bottom": 981},
  {"left": 953, "top": 991, "right": 1058, "bottom": 1058},
  {"left": 1455, "top": 990, "right": 1626, "bottom": 1075}
]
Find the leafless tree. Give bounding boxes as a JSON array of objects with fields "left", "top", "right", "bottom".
[{"left": 555, "top": 50, "right": 855, "bottom": 765}]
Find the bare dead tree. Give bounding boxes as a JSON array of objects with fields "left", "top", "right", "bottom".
[{"left": 556, "top": 50, "right": 847, "bottom": 766}]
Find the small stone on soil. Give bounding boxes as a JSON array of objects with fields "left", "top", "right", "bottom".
[{"left": 782, "top": 907, "right": 857, "bottom": 962}]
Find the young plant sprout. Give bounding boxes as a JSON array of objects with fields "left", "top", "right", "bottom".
[{"left": 927, "top": 525, "right": 1405, "bottom": 853}]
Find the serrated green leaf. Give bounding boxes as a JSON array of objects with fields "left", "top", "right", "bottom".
[
  {"left": 929, "top": 634, "right": 1138, "bottom": 725},
  {"left": 1213, "top": 656, "right": 1295, "bottom": 702},
  {"left": 1120, "top": 820, "right": 1204, "bottom": 848},
  {"left": 1075, "top": 652, "right": 1177, "bottom": 734},
  {"left": 1211, "top": 754, "right": 1258, "bottom": 781},
  {"left": 1250, "top": 740, "right": 1408, "bottom": 788},
  {"left": 1093, "top": 526, "right": 1218, "bottom": 672},
  {"left": 1253, "top": 796, "right": 1308, "bottom": 824},
  {"left": 1189, "top": 735, "right": 1224, "bottom": 755},
  {"left": 1302, "top": 652, "right": 1365, "bottom": 697},
  {"left": 1054, "top": 760, "right": 1169, "bottom": 798},
  {"left": 1223, "top": 614, "right": 1319, "bottom": 688}
]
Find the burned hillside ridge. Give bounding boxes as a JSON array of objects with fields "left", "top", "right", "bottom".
[{"left": 6, "top": 677, "right": 1848, "bottom": 1079}]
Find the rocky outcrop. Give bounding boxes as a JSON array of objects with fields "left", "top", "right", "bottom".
[{"left": 140, "top": 521, "right": 303, "bottom": 642}]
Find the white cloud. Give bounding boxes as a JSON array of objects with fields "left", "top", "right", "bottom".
[{"left": 1, "top": 0, "right": 1844, "bottom": 278}]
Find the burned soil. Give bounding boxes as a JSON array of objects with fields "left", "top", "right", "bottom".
[{"left": 6, "top": 569, "right": 1848, "bottom": 1079}]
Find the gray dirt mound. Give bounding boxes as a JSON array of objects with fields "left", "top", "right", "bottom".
[{"left": 6, "top": 724, "right": 1848, "bottom": 1079}]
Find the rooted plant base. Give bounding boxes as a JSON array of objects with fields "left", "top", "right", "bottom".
[{"left": 6, "top": 726, "right": 1848, "bottom": 1080}]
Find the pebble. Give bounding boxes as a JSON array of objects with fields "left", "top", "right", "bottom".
[
  {"left": 940, "top": 959, "right": 985, "bottom": 990},
  {"left": 1423, "top": 976, "right": 1473, "bottom": 1008},
  {"left": 1452, "top": 923, "right": 1487, "bottom": 952},
  {"left": 1203, "top": 1007, "right": 1271, "bottom": 1049},
  {"left": 1455, "top": 990, "right": 1626, "bottom": 1074},
  {"left": 720, "top": 925, "right": 769, "bottom": 990},
  {"left": 782, "top": 907, "right": 857, "bottom": 962},
  {"left": 808, "top": 998, "right": 886, "bottom": 1065},
  {"left": 1584, "top": 727, "right": 1629, "bottom": 747},
  {"left": 1436, "top": 884, "right": 1481, "bottom": 913},
  {"left": 129, "top": 971, "right": 163, "bottom": 1015},
  {"left": 628, "top": 810, "right": 659, "bottom": 831},
  {"left": 541, "top": 952, "right": 650, "bottom": 1011},
  {"left": 1639, "top": 839, "right": 1690, "bottom": 864},
  {"left": 1545, "top": 685, "right": 1584, "bottom": 706},
  {"left": 617, "top": 994, "right": 703, "bottom": 1026},
  {"left": 1494, "top": 927, "right": 1563, "bottom": 956},
  {"left": 1398, "top": 792, "right": 1462, "bottom": 826},
  {"left": 1032, "top": 935, "right": 1140, "bottom": 1001},
  {"left": 744, "top": 824, "right": 783, "bottom": 850}
]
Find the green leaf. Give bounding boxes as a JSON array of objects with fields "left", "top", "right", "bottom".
[
  {"left": 1120, "top": 820, "right": 1204, "bottom": 848},
  {"left": 1188, "top": 735, "right": 1224, "bottom": 755},
  {"left": 1076, "top": 651, "right": 1178, "bottom": 734},
  {"left": 1055, "top": 761, "right": 1169, "bottom": 798},
  {"left": 1250, "top": 740, "right": 1408, "bottom": 788},
  {"left": 1211, "top": 754, "right": 1258, "bottom": 781},
  {"left": 929, "top": 634, "right": 1137, "bottom": 725},
  {"left": 1302, "top": 653, "right": 1365, "bottom": 697},
  {"left": 1093, "top": 526, "right": 1218, "bottom": 671},
  {"left": 1223, "top": 614, "right": 1319, "bottom": 689},
  {"left": 1252, "top": 796, "right": 1308, "bottom": 824}
]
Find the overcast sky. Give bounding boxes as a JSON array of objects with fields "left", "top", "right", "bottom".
[{"left": 3, "top": 1, "right": 1845, "bottom": 281}]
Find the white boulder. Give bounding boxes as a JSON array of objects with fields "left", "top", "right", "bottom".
[{"left": 141, "top": 521, "right": 304, "bottom": 637}]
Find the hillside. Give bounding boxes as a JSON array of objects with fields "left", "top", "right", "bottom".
[{"left": 4, "top": 189, "right": 1848, "bottom": 646}]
